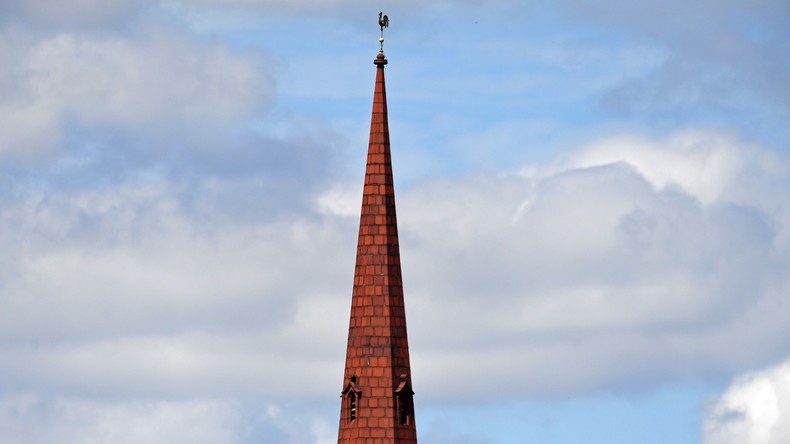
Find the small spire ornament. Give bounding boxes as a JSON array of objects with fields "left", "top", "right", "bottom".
[{"left": 378, "top": 12, "right": 389, "bottom": 54}]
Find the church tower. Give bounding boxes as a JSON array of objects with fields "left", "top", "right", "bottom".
[{"left": 337, "top": 15, "right": 418, "bottom": 444}]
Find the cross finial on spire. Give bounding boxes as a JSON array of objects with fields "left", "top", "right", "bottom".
[{"left": 378, "top": 12, "right": 389, "bottom": 54}]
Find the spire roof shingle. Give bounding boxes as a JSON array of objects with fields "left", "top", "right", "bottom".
[{"left": 337, "top": 50, "right": 418, "bottom": 444}]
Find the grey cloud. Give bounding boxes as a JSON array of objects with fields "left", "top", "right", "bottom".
[
  {"left": 0, "top": 22, "right": 342, "bottom": 212},
  {"left": 0, "top": 395, "right": 316, "bottom": 444},
  {"left": 579, "top": 0, "right": 790, "bottom": 143},
  {"left": 1, "top": 127, "right": 788, "bottom": 439},
  {"left": 398, "top": 131, "right": 790, "bottom": 399},
  {"left": 0, "top": 0, "right": 147, "bottom": 29},
  {"left": 2, "top": 120, "right": 787, "bottom": 407},
  {"left": 0, "top": 168, "right": 357, "bottom": 401},
  {"left": 421, "top": 421, "right": 492, "bottom": 444},
  {"left": 557, "top": 0, "right": 789, "bottom": 40},
  {"left": 0, "top": 29, "right": 273, "bottom": 161},
  {"left": 0, "top": 182, "right": 353, "bottom": 341},
  {"left": 0, "top": 2, "right": 354, "bottom": 405}
]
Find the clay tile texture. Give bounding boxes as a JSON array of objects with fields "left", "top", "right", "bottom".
[{"left": 337, "top": 52, "right": 418, "bottom": 444}]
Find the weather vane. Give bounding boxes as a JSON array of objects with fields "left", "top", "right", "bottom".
[{"left": 378, "top": 12, "right": 389, "bottom": 54}]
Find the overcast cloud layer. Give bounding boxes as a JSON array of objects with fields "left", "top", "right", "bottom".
[{"left": 1, "top": 0, "right": 789, "bottom": 443}]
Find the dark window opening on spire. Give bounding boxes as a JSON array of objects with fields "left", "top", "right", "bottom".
[
  {"left": 342, "top": 376, "right": 362, "bottom": 424},
  {"left": 349, "top": 392, "right": 357, "bottom": 422},
  {"left": 395, "top": 374, "right": 414, "bottom": 426},
  {"left": 397, "top": 391, "right": 413, "bottom": 425}
]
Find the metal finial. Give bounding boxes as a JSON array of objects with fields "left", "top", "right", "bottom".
[{"left": 378, "top": 12, "right": 389, "bottom": 53}]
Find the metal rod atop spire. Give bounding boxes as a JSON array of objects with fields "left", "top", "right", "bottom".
[{"left": 378, "top": 12, "right": 389, "bottom": 54}]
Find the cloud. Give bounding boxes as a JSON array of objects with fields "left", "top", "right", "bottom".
[
  {"left": 0, "top": 395, "right": 336, "bottom": 444},
  {"left": 0, "top": 178, "right": 355, "bottom": 398},
  {"left": 0, "top": 28, "right": 272, "bottom": 160},
  {"left": 0, "top": 0, "right": 146, "bottom": 29},
  {"left": 177, "top": 0, "right": 514, "bottom": 10},
  {"left": 703, "top": 358, "right": 790, "bottom": 444},
  {"left": 1, "top": 127, "right": 787, "bottom": 406},
  {"left": 557, "top": 0, "right": 788, "bottom": 36},
  {"left": 2, "top": 1, "right": 787, "bottom": 441},
  {"left": 578, "top": 0, "right": 790, "bottom": 141},
  {"left": 397, "top": 130, "right": 790, "bottom": 398},
  {"left": 0, "top": 395, "right": 241, "bottom": 444},
  {"left": 3, "top": 130, "right": 789, "bottom": 403},
  {"left": 567, "top": 132, "right": 743, "bottom": 204}
]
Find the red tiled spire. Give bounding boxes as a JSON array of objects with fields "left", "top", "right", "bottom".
[{"left": 337, "top": 52, "right": 417, "bottom": 443}]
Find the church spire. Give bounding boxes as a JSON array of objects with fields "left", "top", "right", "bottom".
[{"left": 337, "top": 16, "right": 418, "bottom": 444}]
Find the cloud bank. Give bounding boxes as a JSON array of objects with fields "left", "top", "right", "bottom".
[
  {"left": 3, "top": 128, "right": 788, "bottom": 441},
  {"left": 4, "top": 129, "right": 787, "bottom": 401}
]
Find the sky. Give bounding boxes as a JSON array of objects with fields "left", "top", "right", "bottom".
[{"left": 1, "top": 0, "right": 789, "bottom": 443}]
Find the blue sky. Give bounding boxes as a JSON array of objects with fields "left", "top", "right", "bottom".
[{"left": 1, "top": 1, "right": 790, "bottom": 443}]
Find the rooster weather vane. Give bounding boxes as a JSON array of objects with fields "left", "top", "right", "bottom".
[{"left": 378, "top": 12, "right": 389, "bottom": 54}]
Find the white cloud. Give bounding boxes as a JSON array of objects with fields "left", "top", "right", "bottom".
[
  {"left": 0, "top": 179, "right": 354, "bottom": 395},
  {"left": 0, "top": 395, "right": 336, "bottom": 444},
  {"left": 316, "top": 182, "right": 362, "bottom": 217},
  {"left": 0, "top": 396, "right": 242, "bottom": 444},
  {"left": 2, "top": 130, "right": 788, "bottom": 404},
  {"left": 398, "top": 130, "right": 790, "bottom": 398},
  {"left": 567, "top": 131, "right": 744, "bottom": 204},
  {"left": 0, "top": 29, "right": 272, "bottom": 159},
  {"left": 703, "top": 358, "right": 790, "bottom": 444}
]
